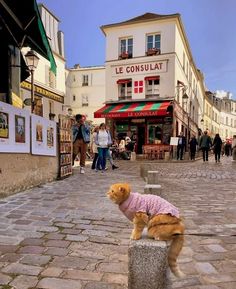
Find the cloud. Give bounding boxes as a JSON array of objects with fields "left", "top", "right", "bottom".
[{"left": 215, "top": 90, "right": 232, "bottom": 99}]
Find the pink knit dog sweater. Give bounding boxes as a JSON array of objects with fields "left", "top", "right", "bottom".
[{"left": 119, "top": 192, "right": 179, "bottom": 221}]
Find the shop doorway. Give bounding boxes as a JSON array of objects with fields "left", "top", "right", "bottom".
[{"left": 137, "top": 126, "right": 145, "bottom": 154}]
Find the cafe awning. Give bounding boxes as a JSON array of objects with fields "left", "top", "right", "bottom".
[
  {"left": 144, "top": 76, "right": 160, "bottom": 81},
  {"left": 0, "top": 0, "right": 56, "bottom": 74},
  {"left": 117, "top": 78, "right": 132, "bottom": 84},
  {"left": 94, "top": 101, "right": 171, "bottom": 118}
]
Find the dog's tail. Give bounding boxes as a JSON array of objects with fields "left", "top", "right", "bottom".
[{"left": 168, "top": 233, "right": 185, "bottom": 278}]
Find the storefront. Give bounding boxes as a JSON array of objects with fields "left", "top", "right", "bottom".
[
  {"left": 94, "top": 100, "right": 174, "bottom": 154},
  {"left": 95, "top": 99, "right": 199, "bottom": 155}
]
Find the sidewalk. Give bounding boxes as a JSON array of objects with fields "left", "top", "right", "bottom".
[{"left": 0, "top": 157, "right": 235, "bottom": 288}]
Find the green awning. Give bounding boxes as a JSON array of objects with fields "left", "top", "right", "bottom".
[{"left": 0, "top": 0, "right": 56, "bottom": 74}]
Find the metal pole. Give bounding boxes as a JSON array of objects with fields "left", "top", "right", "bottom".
[{"left": 31, "top": 69, "right": 34, "bottom": 113}]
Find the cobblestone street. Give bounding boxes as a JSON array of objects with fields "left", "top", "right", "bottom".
[{"left": 0, "top": 157, "right": 236, "bottom": 289}]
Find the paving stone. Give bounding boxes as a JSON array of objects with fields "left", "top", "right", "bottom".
[
  {"left": 18, "top": 245, "right": 45, "bottom": 254},
  {"left": 102, "top": 273, "right": 128, "bottom": 285},
  {"left": 206, "top": 244, "right": 226, "bottom": 253},
  {"left": 0, "top": 253, "right": 22, "bottom": 263},
  {"left": 45, "top": 240, "right": 70, "bottom": 248},
  {"left": 49, "top": 256, "right": 88, "bottom": 269},
  {"left": 84, "top": 282, "right": 126, "bottom": 289},
  {"left": 20, "top": 254, "right": 51, "bottom": 266},
  {"left": 10, "top": 275, "right": 38, "bottom": 289},
  {"left": 0, "top": 272, "right": 12, "bottom": 285},
  {"left": 65, "top": 234, "right": 88, "bottom": 242},
  {"left": 44, "top": 233, "right": 64, "bottom": 240},
  {"left": 63, "top": 269, "right": 103, "bottom": 281},
  {"left": 37, "top": 277, "right": 82, "bottom": 289},
  {"left": 44, "top": 247, "right": 69, "bottom": 256},
  {"left": 41, "top": 267, "right": 63, "bottom": 277},
  {"left": 2, "top": 263, "right": 42, "bottom": 275},
  {"left": 97, "top": 262, "right": 128, "bottom": 274},
  {"left": 195, "top": 262, "right": 218, "bottom": 274}
]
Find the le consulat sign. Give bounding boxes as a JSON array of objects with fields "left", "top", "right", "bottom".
[{"left": 113, "top": 60, "right": 168, "bottom": 76}]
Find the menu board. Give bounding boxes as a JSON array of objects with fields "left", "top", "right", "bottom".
[{"left": 58, "top": 115, "right": 73, "bottom": 178}]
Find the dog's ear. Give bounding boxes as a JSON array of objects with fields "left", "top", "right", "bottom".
[{"left": 119, "top": 183, "right": 131, "bottom": 194}]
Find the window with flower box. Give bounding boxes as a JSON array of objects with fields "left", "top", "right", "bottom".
[
  {"left": 145, "top": 76, "right": 160, "bottom": 98},
  {"left": 117, "top": 79, "right": 132, "bottom": 100},
  {"left": 119, "top": 38, "right": 133, "bottom": 59},
  {"left": 146, "top": 34, "right": 161, "bottom": 55}
]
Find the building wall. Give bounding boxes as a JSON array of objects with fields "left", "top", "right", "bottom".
[
  {"left": 0, "top": 154, "right": 57, "bottom": 197},
  {"left": 66, "top": 66, "right": 105, "bottom": 125},
  {"left": 20, "top": 4, "right": 66, "bottom": 122}
]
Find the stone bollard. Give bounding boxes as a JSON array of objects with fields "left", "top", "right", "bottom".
[
  {"left": 147, "top": 170, "right": 159, "bottom": 184},
  {"left": 128, "top": 238, "right": 169, "bottom": 289},
  {"left": 164, "top": 151, "right": 170, "bottom": 161},
  {"left": 130, "top": 152, "right": 136, "bottom": 161},
  {"left": 144, "top": 184, "right": 162, "bottom": 196}
]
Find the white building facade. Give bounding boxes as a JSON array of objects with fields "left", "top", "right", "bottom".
[
  {"left": 94, "top": 13, "right": 205, "bottom": 153},
  {"left": 66, "top": 65, "right": 105, "bottom": 125},
  {"left": 21, "top": 4, "right": 66, "bottom": 122}
]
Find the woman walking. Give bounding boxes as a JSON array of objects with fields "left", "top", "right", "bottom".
[
  {"left": 95, "top": 123, "right": 111, "bottom": 172},
  {"left": 213, "top": 133, "right": 223, "bottom": 163},
  {"left": 91, "top": 126, "right": 100, "bottom": 170}
]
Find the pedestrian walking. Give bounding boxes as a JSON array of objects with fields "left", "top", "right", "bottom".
[
  {"left": 199, "top": 130, "right": 212, "bottom": 162},
  {"left": 189, "top": 135, "right": 198, "bottom": 160},
  {"left": 224, "top": 140, "right": 232, "bottom": 157},
  {"left": 177, "top": 132, "right": 186, "bottom": 160},
  {"left": 106, "top": 126, "right": 119, "bottom": 170},
  {"left": 232, "top": 135, "right": 236, "bottom": 161},
  {"left": 72, "top": 114, "right": 90, "bottom": 174},
  {"left": 91, "top": 126, "right": 100, "bottom": 170},
  {"left": 95, "top": 123, "right": 111, "bottom": 172},
  {"left": 212, "top": 133, "right": 223, "bottom": 163}
]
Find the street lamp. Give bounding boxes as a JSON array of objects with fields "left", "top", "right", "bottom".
[
  {"left": 182, "top": 93, "right": 189, "bottom": 150},
  {"left": 25, "top": 50, "right": 39, "bottom": 113}
]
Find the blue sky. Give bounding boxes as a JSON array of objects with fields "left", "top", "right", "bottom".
[{"left": 38, "top": 0, "right": 236, "bottom": 99}]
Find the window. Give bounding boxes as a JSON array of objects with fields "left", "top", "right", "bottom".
[
  {"left": 146, "top": 34, "right": 161, "bottom": 55},
  {"left": 145, "top": 77, "right": 160, "bottom": 98},
  {"left": 82, "top": 75, "right": 88, "bottom": 86},
  {"left": 119, "top": 81, "right": 132, "bottom": 100},
  {"left": 82, "top": 94, "right": 88, "bottom": 106},
  {"left": 119, "top": 38, "right": 133, "bottom": 58},
  {"left": 226, "top": 117, "right": 228, "bottom": 125},
  {"left": 148, "top": 124, "right": 162, "bottom": 144},
  {"left": 147, "top": 34, "right": 160, "bottom": 50},
  {"left": 73, "top": 95, "right": 76, "bottom": 101}
]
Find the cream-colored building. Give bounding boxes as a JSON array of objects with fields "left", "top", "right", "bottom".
[
  {"left": 21, "top": 4, "right": 66, "bottom": 122},
  {"left": 66, "top": 65, "right": 105, "bottom": 125},
  {"left": 94, "top": 12, "right": 205, "bottom": 152},
  {"left": 219, "top": 96, "right": 236, "bottom": 140}
]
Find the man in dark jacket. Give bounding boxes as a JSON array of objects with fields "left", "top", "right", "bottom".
[
  {"left": 177, "top": 132, "right": 186, "bottom": 160},
  {"left": 199, "top": 131, "right": 212, "bottom": 162},
  {"left": 72, "top": 114, "right": 90, "bottom": 174}
]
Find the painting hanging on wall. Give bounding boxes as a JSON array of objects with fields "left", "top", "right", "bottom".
[
  {"left": 15, "top": 115, "right": 25, "bottom": 143},
  {"left": 31, "top": 114, "right": 57, "bottom": 156},
  {"left": 0, "top": 101, "right": 30, "bottom": 153},
  {"left": 0, "top": 111, "right": 9, "bottom": 139}
]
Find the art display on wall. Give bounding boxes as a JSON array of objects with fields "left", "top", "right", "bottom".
[
  {"left": 15, "top": 115, "right": 25, "bottom": 143},
  {"left": 0, "top": 101, "right": 30, "bottom": 153},
  {"left": 0, "top": 111, "right": 9, "bottom": 139},
  {"left": 31, "top": 114, "right": 56, "bottom": 156}
]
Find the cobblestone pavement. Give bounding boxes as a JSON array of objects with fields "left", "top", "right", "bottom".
[{"left": 0, "top": 156, "right": 236, "bottom": 289}]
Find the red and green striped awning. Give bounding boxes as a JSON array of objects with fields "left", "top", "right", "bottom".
[{"left": 94, "top": 101, "right": 171, "bottom": 118}]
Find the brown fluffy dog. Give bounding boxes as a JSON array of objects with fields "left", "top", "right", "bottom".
[{"left": 107, "top": 183, "right": 185, "bottom": 278}]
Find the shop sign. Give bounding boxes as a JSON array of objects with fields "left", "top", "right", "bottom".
[
  {"left": 131, "top": 118, "right": 145, "bottom": 123},
  {"left": 113, "top": 60, "right": 167, "bottom": 77},
  {"left": 21, "top": 81, "right": 64, "bottom": 103},
  {"left": 101, "top": 111, "right": 167, "bottom": 118}
]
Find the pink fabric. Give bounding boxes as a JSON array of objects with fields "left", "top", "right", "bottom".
[{"left": 119, "top": 192, "right": 179, "bottom": 221}]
